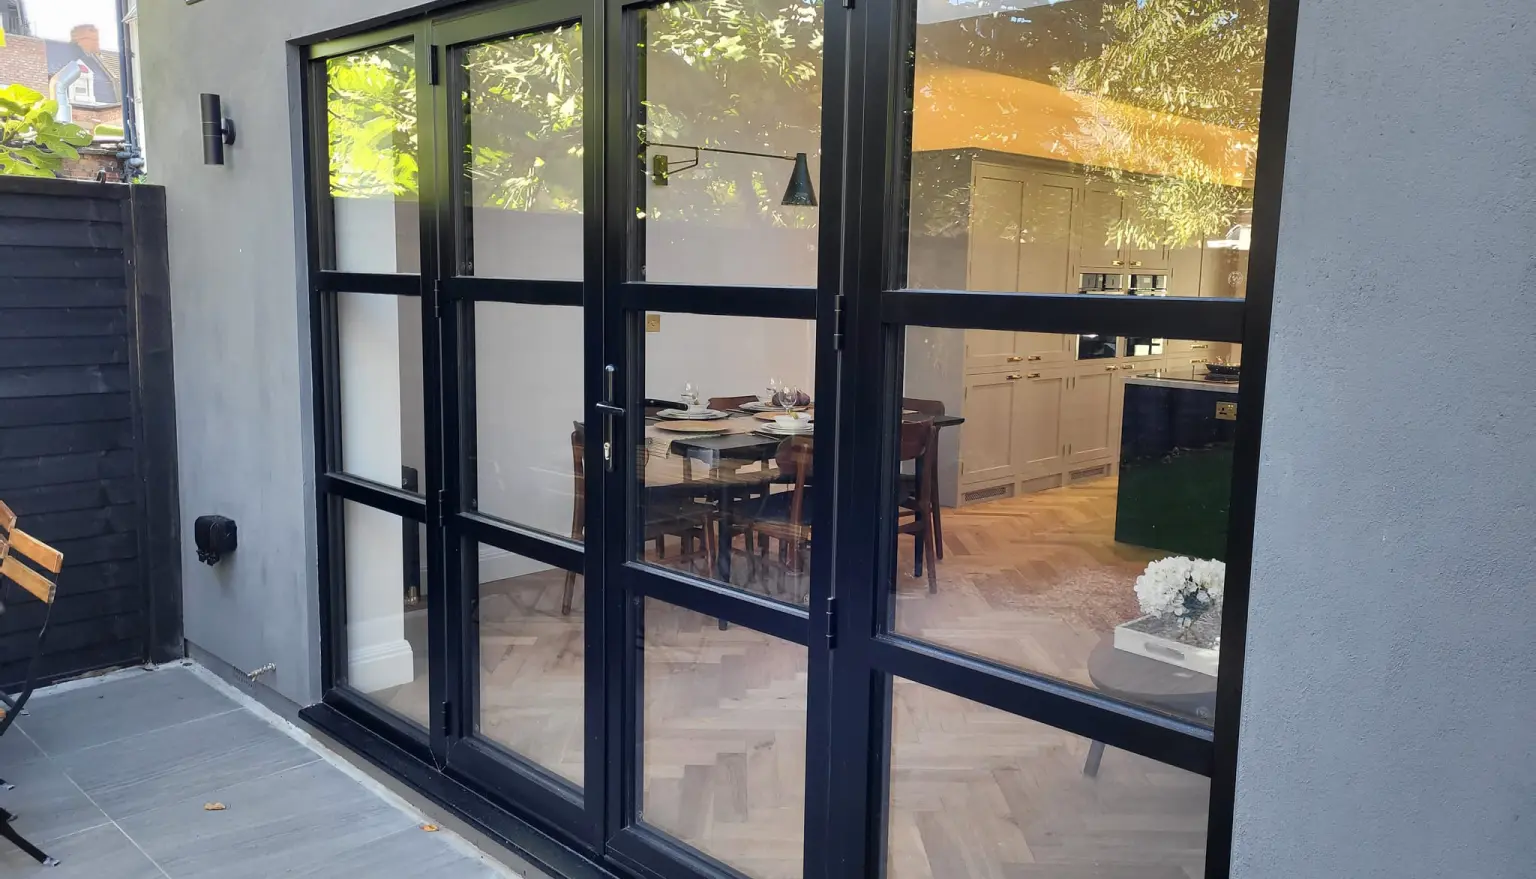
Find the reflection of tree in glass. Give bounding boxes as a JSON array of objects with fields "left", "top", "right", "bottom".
[
  {"left": 641, "top": 0, "right": 823, "bottom": 227},
  {"left": 327, "top": 44, "right": 418, "bottom": 199},
  {"left": 465, "top": 26, "right": 584, "bottom": 213},
  {"left": 1059, "top": 0, "right": 1268, "bottom": 247}
]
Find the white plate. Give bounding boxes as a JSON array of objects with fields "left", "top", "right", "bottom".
[
  {"left": 759, "top": 424, "right": 814, "bottom": 436},
  {"left": 655, "top": 408, "right": 728, "bottom": 420},
  {"left": 739, "top": 401, "right": 782, "bottom": 412}
]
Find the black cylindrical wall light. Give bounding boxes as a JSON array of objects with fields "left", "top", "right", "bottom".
[{"left": 200, "top": 94, "right": 236, "bottom": 165}]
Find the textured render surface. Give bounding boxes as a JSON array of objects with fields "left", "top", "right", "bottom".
[
  {"left": 1235, "top": 1, "right": 1536, "bottom": 877},
  {"left": 137, "top": 0, "right": 427, "bottom": 704}
]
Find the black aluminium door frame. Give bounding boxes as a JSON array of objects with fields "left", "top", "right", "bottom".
[
  {"left": 426, "top": 0, "right": 607, "bottom": 857},
  {"left": 595, "top": 1, "right": 849, "bottom": 878},
  {"left": 824, "top": 1, "right": 1301, "bottom": 878},
  {"left": 302, "top": 20, "right": 447, "bottom": 767}
]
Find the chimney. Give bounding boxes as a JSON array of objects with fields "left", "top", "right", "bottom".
[{"left": 71, "top": 24, "right": 100, "bottom": 55}]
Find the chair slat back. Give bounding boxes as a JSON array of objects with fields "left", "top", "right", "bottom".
[{"left": 0, "top": 526, "right": 62, "bottom": 605}]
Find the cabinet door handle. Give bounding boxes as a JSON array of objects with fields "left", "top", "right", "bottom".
[
  {"left": 1119, "top": 363, "right": 1136, "bottom": 370},
  {"left": 1130, "top": 261, "right": 1144, "bottom": 267},
  {"left": 1027, "top": 355, "right": 1042, "bottom": 361},
  {"left": 1006, "top": 373, "right": 1023, "bottom": 380},
  {"left": 1006, "top": 355, "right": 1024, "bottom": 362},
  {"left": 1191, "top": 343, "right": 1211, "bottom": 350},
  {"left": 1112, "top": 260, "right": 1124, "bottom": 266},
  {"left": 1024, "top": 372, "right": 1041, "bottom": 379},
  {"left": 1191, "top": 358, "right": 1208, "bottom": 364},
  {"left": 1105, "top": 365, "right": 1118, "bottom": 371}
]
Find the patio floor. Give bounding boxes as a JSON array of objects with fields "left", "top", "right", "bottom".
[{"left": 0, "top": 665, "right": 522, "bottom": 878}]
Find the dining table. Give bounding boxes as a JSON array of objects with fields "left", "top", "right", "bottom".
[{"left": 639, "top": 407, "right": 964, "bottom": 584}]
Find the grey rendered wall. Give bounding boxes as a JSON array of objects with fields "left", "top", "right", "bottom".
[
  {"left": 137, "top": 0, "right": 423, "bottom": 705},
  {"left": 1235, "top": 1, "right": 1535, "bottom": 877}
]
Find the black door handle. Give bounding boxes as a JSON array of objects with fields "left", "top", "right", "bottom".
[{"left": 599, "top": 365, "right": 622, "bottom": 471}]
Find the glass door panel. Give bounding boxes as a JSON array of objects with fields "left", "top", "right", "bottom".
[
  {"left": 635, "top": 312, "right": 817, "bottom": 604},
  {"left": 324, "top": 42, "right": 421, "bottom": 274},
  {"left": 460, "top": 24, "right": 585, "bottom": 280},
  {"left": 434, "top": 7, "right": 595, "bottom": 828},
  {"left": 633, "top": 0, "right": 824, "bottom": 287},
  {"left": 639, "top": 598, "right": 807, "bottom": 879}
]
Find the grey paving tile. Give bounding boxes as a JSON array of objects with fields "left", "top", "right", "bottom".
[
  {"left": 57, "top": 708, "right": 317, "bottom": 820},
  {"left": 0, "top": 726, "right": 45, "bottom": 767},
  {"left": 0, "top": 755, "right": 110, "bottom": 843},
  {"left": 117, "top": 760, "right": 414, "bottom": 879},
  {"left": 288, "top": 824, "right": 510, "bottom": 878},
  {"left": 0, "top": 823, "right": 166, "bottom": 878},
  {"left": 20, "top": 669, "right": 238, "bottom": 756}
]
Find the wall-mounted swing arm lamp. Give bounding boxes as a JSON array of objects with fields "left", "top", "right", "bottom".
[{"left": 645, "top": 141, "right": 817, "bottom": 207}]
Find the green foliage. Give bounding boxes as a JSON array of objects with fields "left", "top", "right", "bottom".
[
  {"left": 0, "top": 84, "right": 95, "bottom": 178},
  {"left": 95, "top": 123, "right": 125, "bottom": 138},
  {"left": 322, "top": 1, "right": 824, "bottom": 224},
  {"left": 327, "top": 45, "right": 419, "bottom": 198},
  {"left": 1060, "top": 0, "right": 1268, "bottom": 247}
]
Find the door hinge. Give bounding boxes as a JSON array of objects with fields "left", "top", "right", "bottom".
[
  {"left": 824, "top": 596, "right": 838, "bottom": 648},
  {"left": 842, "top": 0, "right": 853, "bottom": 8},
  {"left": 832, "top": 293, "right": 846, "bottom": 350},
  {"left": 430, "top": 48, "right": 441, "bottom": 86},
  {"left": 440, "top": 700, "right": 454, "bottom": 735},
  {"left": 432, "top": 278, "right": 442, "bottom": 318}
]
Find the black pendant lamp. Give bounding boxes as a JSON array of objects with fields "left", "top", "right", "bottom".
[{"left": 780, "top": 152, "right": 817, "bottom": 206}]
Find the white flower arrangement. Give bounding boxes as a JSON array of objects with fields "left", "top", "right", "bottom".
[{"left": 1133, "top": 556, "right": 1225, "bottom": 624}]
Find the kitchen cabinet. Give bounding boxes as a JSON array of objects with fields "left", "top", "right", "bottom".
[
  {"left": 960, "top": 371, "right": 1023, "bottom": 485},
  {"left": 1063, "top": 367, "right": 1118, "bottom": 465},
  {"left": 964, "top": 330, "right": 1073, "bottom": 370},
  {"left": 1015, "top": 370, "right": 1067, "bottom": 481},
  {"left": 1078, "top": 184, "right": 1171, "bottom": 272},
  {"left": 1079, "top": 185, "right": 1124, "bottom": 268}
]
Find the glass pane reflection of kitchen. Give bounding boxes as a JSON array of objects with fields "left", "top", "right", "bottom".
[
  {"left": 900, "top": 326, "right": 1237, "bottom": 726},
  {"left": 892, "top": 0, "right": 1263, "bottom": 728}
]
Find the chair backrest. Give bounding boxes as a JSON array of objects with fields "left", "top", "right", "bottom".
[
  {"left": 0, "top": 508, "right": 63, "bottom": 735},
  {"left": 902, "top": 397, "right": 946, "bottom": 416},
  {"left": 0, "top": 521, "right": 63, "bottom": 607},
  {"left": 898, "top": 417, "right": 934, "bottom": 463},
  {"left": 707, "top": 395, "right": 758, "bottom": 412},
  {"left": 775, "top": 437, "right": 815, "bottom": 526}
]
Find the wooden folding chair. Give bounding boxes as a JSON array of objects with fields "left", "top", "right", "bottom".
[{"left": 0, "top": 500, "right": 66, "bottom": 867}]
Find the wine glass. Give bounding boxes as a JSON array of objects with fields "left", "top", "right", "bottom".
[
  {"left": 758, "top": 377, "right": 780, "bottom": 408},
  {"left": 776, "top": 384, "right": 803, "bottom": 411},
  {"left": 681, "top": 382, "right": 702, "bottom": 412}
]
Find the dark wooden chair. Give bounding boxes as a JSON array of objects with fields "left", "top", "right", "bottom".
[
  {"left": 706, "top": 395, "right": 759, "bottom": 412},
  {"left": 0, "top": 500, "right": 66, "bottom": 867},
  {"left": 896, "top": 419, "right": 939, "bottom": 593},
  {"left": 561, "top": 423, "right": 714, "bottom": 615},
  {"left": 901, "top": 397, "right": 947, "bottom": 560},
  {"left": 738, "top": 438, "right": 815, "bottom": 604}
]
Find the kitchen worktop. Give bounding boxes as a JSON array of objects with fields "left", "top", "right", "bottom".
[{"left": 1125, "top": 367, "right": 1241, "bottom": 393}]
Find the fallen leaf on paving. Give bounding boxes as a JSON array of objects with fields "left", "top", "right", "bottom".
[
  {"left": 203, "top": 803, "right": 227, "bottom": 811},
  {"left": 420, "top": 824, "right": 439, "bottom": 832}
]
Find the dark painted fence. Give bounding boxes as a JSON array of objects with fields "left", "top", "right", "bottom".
[{"left": 0, "top": 176, "right": 180, "bottom": 688}]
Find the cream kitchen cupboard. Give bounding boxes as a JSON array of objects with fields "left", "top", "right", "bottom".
[
  {"left": 1078, "top": 184, "right": 1170, "bottom": 272},
  {"left": 1062, "top": 367, "right": 1118, "bottom": 466}
]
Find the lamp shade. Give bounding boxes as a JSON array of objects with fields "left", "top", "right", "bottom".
[{"left": 780, "top": 152, "right": 817, "bottom": 206}]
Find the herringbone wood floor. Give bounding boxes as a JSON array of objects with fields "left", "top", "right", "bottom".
[{"left": 370, "top": 478, "right": 1207, "bottom": 878}]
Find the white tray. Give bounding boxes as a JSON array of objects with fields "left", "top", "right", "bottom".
[{"left": 1113, "top": 614, "right": 1220, "bottom": 676}]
